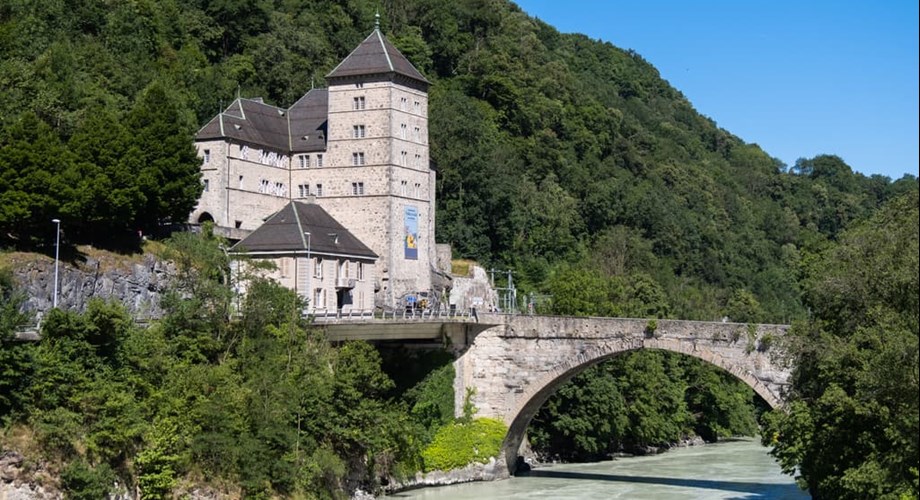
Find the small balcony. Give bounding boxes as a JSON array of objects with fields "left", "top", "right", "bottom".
[{"left": 336, "top": 277, "right": 356, "bottom": 289}]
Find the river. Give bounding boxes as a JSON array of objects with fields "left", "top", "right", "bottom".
[{"left": 388, "top": 438, "right": 809, "bottom": 499}]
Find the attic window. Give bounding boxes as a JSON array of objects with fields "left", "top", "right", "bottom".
[
  {"left": 328, "top": 233, "right": 339, "bottom": 244},
  {"left": 233, "top": 124, "right": 242, "bottom": 130}
]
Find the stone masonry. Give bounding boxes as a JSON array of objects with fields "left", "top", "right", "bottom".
[{"left": 452, "top": 314, "right": 792, "bottom": 472}]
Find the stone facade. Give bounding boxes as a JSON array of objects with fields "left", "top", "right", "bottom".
[
  {"left": 451, "top": 314, "right": 792, "bottom": 472},
  {"left": 190, "top": 29, "right": 437, "bottom": 309},
  {"left": 236, "top": 255, "right": 376, "bottom": 317}
]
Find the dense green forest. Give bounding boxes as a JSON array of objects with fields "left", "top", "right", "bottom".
[{"left": 1, "top": 0, "right": 917, "bottom": 497}]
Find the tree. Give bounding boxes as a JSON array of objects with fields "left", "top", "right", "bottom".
[
  {"left": 125, "top": 81, "right": 203, "bottom": 232},
  {"left": 763, "top": 190, "right": 919, "bottom": 499}
]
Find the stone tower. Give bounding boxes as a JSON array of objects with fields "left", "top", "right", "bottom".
[{"left": 314, "top": 26, "right": 434, "bottom": 308}]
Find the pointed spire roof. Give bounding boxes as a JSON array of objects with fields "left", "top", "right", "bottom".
[
  {"left": 231, "top": 201, "right": 377, "bottom": 259},
  {"left": 326, "top": 28, "right": 429, "bottom": 85}
]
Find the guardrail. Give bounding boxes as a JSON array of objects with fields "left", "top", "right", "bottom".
[{"left": 308, "top": 307, "right": 475, "bottom": 322}]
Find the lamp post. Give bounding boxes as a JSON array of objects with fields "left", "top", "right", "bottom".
[
  {"left": 52, "top": 218, "right": 61, "bottom": 308},
  {"left": 304, "top": 231, "right": 311, "bottom": 313}
]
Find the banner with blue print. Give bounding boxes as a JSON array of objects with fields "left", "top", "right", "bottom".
[{"left": 404, "top": 205, "right": 418, "bottom": 260}]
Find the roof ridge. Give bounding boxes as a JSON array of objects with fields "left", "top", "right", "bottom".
[{"left": 376, "top": 29, "right": 394, "bottom": 72}]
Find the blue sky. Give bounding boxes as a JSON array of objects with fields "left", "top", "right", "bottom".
[{"left": 515, "top": 0, "right": 919, "bottom": 179}]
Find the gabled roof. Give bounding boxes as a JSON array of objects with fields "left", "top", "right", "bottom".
[
  {"left": 231, "top": 201, "right": 377, "bottom": 260},
  {"left": 196, "top": 90, "right": 329, "bottom": 153},
  {"left": 326, "top": 29, "right": 429, "bottom": 85}
]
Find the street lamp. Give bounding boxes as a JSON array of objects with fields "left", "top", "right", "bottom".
[
  {"left": 52, "top": 218, "right": 61, "bottom": 308},
  {"left": 304, "top": 231, "right": 311, "bottom": 313}
]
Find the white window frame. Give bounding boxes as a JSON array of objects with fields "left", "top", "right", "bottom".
[
  {"left": 353, "top": 125, "right": 366, "bottom": 138},
  {"left": 352, "top": 182, "right": 364, "bottom": 195},
  {"left": 314, "top": 258, "right": 323, "bottom": 278},
  {"left": 352, "top": 152, "right": 365, "bottom": 166},
  {"left": 203, "top": 149, "right": 211, "bottom": 164},
  {"left": 315, "top": 184, "right": 323, "bottom": 197},
  {"left": 299, "top": 154, "right": 310, "bottom": 168},
  {"left": 353, "top": 96, "right": 365, "bottom": 110}
]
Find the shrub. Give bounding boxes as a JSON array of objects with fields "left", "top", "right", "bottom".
[{"left": 421, "top": 418, "right": 507, "bottom": 472}]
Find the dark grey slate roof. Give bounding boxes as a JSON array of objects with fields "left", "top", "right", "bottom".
[
  {"left": 231, "top": 201, "right": 377, "bottom": 260},
  {"left": 196, "top": 90, "right": 328, "bottom": 153},
  {"left": 326, "top": 29, "right": 429, "bottom": 85}
]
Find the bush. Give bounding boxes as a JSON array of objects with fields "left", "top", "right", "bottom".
[
  {"left": 60, "top": 459, "right": 115, "bottom": 500},
  {"left": 421, "top": 418, "right": 507, "bottom": 472}
]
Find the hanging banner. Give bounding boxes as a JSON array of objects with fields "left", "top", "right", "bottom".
[{"left": 404, "top": 205, "right": 418, "bottom": 260}]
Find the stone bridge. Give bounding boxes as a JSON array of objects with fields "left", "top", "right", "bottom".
[{"left": 453, "top": 313, "right": 791, "bottom": 473}]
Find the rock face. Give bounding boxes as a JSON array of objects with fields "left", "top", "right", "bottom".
[
  {"left": 0, "top": 451, "right": 61, "bottom": 500},
  {"left": 9, "top": 250, "right": 174, "bottom": 321},
  {"left": 385, "top": 456, "right": 509, "bottom": 494}
]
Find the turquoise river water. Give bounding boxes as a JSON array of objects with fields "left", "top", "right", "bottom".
[{"left": 388, "top": 438, "right": 809, "bottom": 499}]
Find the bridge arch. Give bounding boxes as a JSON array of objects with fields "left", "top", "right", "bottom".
[
  {"left": 497, "top": 339, "right": 783, "bottom": 471},
  {"left": 454, "top": 315, "right": 791, "bottom": 474}
]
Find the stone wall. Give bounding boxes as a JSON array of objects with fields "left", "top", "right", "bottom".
[{"left": 8, "top": 251, "right": 172, "bottom": 321}]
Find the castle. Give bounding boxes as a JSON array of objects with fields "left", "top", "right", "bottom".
[{"left": 190, "top": 23, "right": 438, "bottom": 313}]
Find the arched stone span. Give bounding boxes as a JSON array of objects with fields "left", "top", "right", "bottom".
[
  {"left": 452, "top": 314, "right": 791, "bottom": 473},
  {"left": 197, "top": 212, "right": 215, "bottom": 224}
]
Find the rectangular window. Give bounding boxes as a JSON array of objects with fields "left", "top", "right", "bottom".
[
  {"left": 355, "top": 82, "right": 364, "bottom": 89},
  {"left": 400, "top": 180, "right": 407, "bottom": 196},
  {"left": 415, "top": 182, "right": 421, "bottom": 198},
  {"left": 400, "top": 123, "right": 407, "bottom": 139},
  {"left": 414, "top": 153, "right": 422, "bottom": 168},
  {"left": 414, "top": 100, "right": 420, "bottom": 112},
  {"left": 414, "top": 126, "right": 421, "bottom": 142},
  {"left": 203, "top": 149, "right": 211, "bottom": 164},
  {"left": 353, "top": 96, "right": 365, "bottom": 110},
  {"left": 314, "top": 258, "right": 323, "bottom": 278},
  {"left": 316, "top": 154, "right": 324, "bottom": 167},
  {"left": 400, "top": 150, "right": 407, "bottom": 166},
  {"left": 313, "top": 288, "right": 325, "bottom": 308},
  {"left": 299, "top": 154, "right": 310, "bottom": 168},
  {"left": 352, "top": 182, "right": 364, "bottom": 195},
  {"left": 203, "top": 179, "right": 210, "bottom": 192},
  {"left": 352, "top": 152, "right": 365, "bottom": 166},
  {"left": 353, "top": 125, "right": 366, "bottom": 138},
  {"left": 315, "top": 184, "right": 323, "bottom": 196},
  {"left": 259, "top": 179, "right": 270, "bottom": 193},
  {"left": 357, "top": 262, "right": 365, "bottom": 281},
  {"left": 298, "top": 184, "right": 309, "bottom": 198},
  {"left": 240, "top": 145, "right": 249, "bottom": 160},
  {"left": 239, "top": 175, "right": 244, "bottom": 189},
  {"left": 400, "top": 97, "right": 408, "bottom": 110}
]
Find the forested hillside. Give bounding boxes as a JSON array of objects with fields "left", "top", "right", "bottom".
[
  {"left": 1, "top": 0, "right": 915, "bottom": 321},
  {"left": 1, "top": 0, "right": 917, "bottom": 497}
]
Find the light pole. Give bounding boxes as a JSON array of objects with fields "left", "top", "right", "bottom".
[
  {"left": 52, "top": 218, "right": 61, "bottom": 308},
  {"left": 304, "top": 231, "right": 311, "bottom": 313}
]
